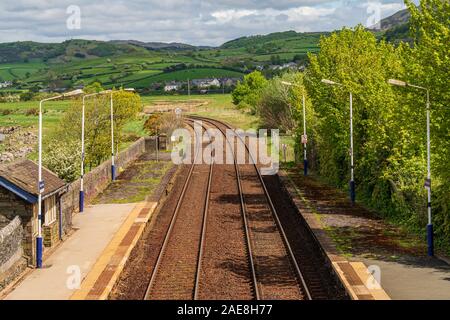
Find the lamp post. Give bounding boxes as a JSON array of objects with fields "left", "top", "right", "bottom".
[
  {"left": 388, "top": 79, "right": 433, "bottom": 256},
  {"left": 321, "top": 79, "right": 355, "bottom": 204},
  {"left": 281, "top": 81, "right": 308, "bottom": 175},
  {"left": 109, "top": 91, "right": 115, "bottom": 181},
  {"left": 79, "top": 91, "right": 106, "bottom": 212},
  {"left": 104, "top": 88, "right": 135, "bottom": 181},
  {"left": 37, "top": 89, "right": 83, "bottom": 268}
]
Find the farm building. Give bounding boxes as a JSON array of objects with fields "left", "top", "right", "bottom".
[
  {"left": 164, "top": 82, "right": 183, "bottom": 92},
  {"left": 219, "top": 77, "right": 240, "bottom": 87},
  {"left": 192, "top": 78, "right": 221, "bottom": 88},
  {"left": 0, "top": 159, "right": 68, "bottom": 268}
]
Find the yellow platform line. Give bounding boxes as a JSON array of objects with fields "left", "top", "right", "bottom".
[
  {"left": 351, "top": 262, "right": 391, "bottom": 300},
  {"left": 70, "top": 201, "right": 157, "bottom": 300}
]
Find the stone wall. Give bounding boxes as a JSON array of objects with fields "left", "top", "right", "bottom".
[
  {"left": 0, "top": 216, "right": 26, "bottom": 291},
  {"left": 43, "top": 221, "right": 59, "bottom": 248},
  {"left": 60, "top": 137, "right": 147, "bottom": 234},
  {"left": 0, "top": 189, "right": 34, "bottom": 263}
]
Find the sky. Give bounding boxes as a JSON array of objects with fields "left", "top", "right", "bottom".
[{"left": 0, "top": 0, "right": 418, "bottom": 46}]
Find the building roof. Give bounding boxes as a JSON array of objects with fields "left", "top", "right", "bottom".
[{"left": 0, "top": 159, "right": 67, "bottom": 203}]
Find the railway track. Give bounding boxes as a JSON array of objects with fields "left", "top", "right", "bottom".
[
  {"left": 189, "top": 116, "right": 312, "bottom": 300},
  {"left": 141, "top": 115, "right": 342, "bottom": 300},
  {"left": 144, "top": 119, "right": 262, "bottom": 300},
  {"left": 143, "top": 120, "right": 212, "bottom": 299}
]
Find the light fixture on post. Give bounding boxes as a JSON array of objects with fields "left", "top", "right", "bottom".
[
  {"left": 388, "top": 78, "right": 433, "bottom": 256},
  {"left": 281, "top": 81, "right": 308, "bottom": 175},
  {"left": 79, "top": 91, "right": 106, "bottom": 212},
  {"left": 321, "top": 79, "right": 356, "bottom": 204},
  {"left": 100, "top": 90, "right": 116, "bottom": 181},
  {"left": 103, "top": 88, "right": 134, "bottom": 181},
  {"left": 36, "top": 89, "right": 83, "bottom": 268}
]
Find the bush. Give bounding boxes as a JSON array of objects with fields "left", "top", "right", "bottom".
[
  {"left": 43, "top": 140, "right": 81, "bottom": 182},
  {"left": 56, "top": 89, "right": 142, "bottom": 168},
  {"left": 25, "top": 108, "right": 39, "bottom": 116},
  {"left": 0, "top": 109, "right": 12, "bottom": 116},
  {"left": 231, "top": 71, "right": 267, "bottom": 114},
  {"left": 20, "top": 92, "right": 34, "bottom": 101}
]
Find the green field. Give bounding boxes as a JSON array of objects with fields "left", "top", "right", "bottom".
[
  {"left": 7, "top": 53, "right": 245, "bottom": 90},
  {"left": 142, "top": 94, "right": 259, "bottom": 130},
  {"left": 0, "top": 31, "right": 324, "bottom": 92},
  {"left": 0, "top": 100, "right": 71, "bottom": 132},
  {"left": 0, "top": 61, "right": 46, "bottom": 82},
  {"left": 127, "top": 68, "right": 244, "bottom": 88}
]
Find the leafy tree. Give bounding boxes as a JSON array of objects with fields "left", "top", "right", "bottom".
[
  {"left": 43, "top": 140, "right": 81, "bottom": 182},
  {"left": 258, "top": 72, "right": 307, "bottom": 134},
  {"left": 405, "top": 0, "right": 450, "bottom": 243},
  {"left": 53, "top": 90, "right": 142, "bottom": 170},
  {"left": 231, "top": 71, "right": 267, "bottom": 114},
  {"left": 83, "top": 81, "right": 103, "bottom": 93},
  {"left": 306, "top": 25, "right": 416, "bottom": 219},
  {"left": 302, "top": 6, "right": 450, "bottom": 250}
]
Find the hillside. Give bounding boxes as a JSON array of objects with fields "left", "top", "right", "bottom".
[
  {"left": 109, "top": 40, "right": 201, "bottom": 51},
  {"left": 378, "top": 8, "right": 411, "bottom": 31},
  {"left": 371, "top": 8, "right": 412, "bottom": 44},
  {"left": 0, "top": 9, "right": 414, "bottom": 94},
  {"left": 0, "top": 39, "right": 144, "bottom": 64},
  {"left": 221, "top": 31, "right": 323, "bottom": 59},
  {"left": 0, "top": 31, "right": 324, "bottom": 92}
]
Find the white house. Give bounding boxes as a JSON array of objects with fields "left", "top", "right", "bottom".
[
  {"left": 164, "top": 82, "right": 182, "bottom": 92},
  {"left": 192, "top": 78, "right": 221, "bottom": 88},
  {"left": 0, "top": 81, "right": 12, "bottom": 89}
]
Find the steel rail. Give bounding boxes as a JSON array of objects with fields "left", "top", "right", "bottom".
[
  {"left": 144, "top": 120, "right": 207, "bottom": 300},
  {"left": 193, "top": 122, "right": 214, "bottom": 300},
  {"left": 189, "top": 115, "right": 312, "bottom": 300},
  {"left": 189, "top": 116, "right": 261, "bottom": 300}
]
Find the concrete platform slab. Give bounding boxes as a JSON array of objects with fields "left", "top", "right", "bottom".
[
  {"left": 2, "top": 203, "right": 135, "bottom": 300},
  {"left": 280, "top": 168, "right": 450, "bottom": 300},
  {"left": 360, "top": 257, "right": 450, "bottom": 300}
]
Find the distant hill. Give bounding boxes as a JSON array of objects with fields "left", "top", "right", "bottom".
[
  {"left": 0, "top": 39, "right": 213, "bottom": 64},
  {"left": 221, "top": 30, "right": 325, "bottom": 53},
  {"left": 0, "top": 39, "right": 143, "bottom": 64},
  {"left": 375, "top": 8, "right": 411, "bottom": 31},
  {"left": 109, "top": 40, "right": 207, "bottom": 51},
  {"left": 370, "top": 8, "right": 412, "bottom": 44},
  {"left": 0, "top": 30, "right": 324, "bottom": 92}
]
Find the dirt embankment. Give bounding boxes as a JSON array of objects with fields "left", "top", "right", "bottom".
[
  {"left": 143, "top": 100, "right": 208, "bottom": 114},
  {"left": 0, "top": 126, "right": 36, "bottom": 164}
]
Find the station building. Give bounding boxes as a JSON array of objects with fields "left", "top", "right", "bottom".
[{"left": 0, "top": 159, "right": 68, "bottom": 269}]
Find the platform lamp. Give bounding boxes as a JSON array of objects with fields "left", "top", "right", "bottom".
[
  {"left": 102, "top": 88, "right": 135, "bottom": 182},
  {"left": 79, "top": 91, "right": 106, "bottom": 212},
  {"left": 321, "top": 79, "right": 356, "bottom": 204},
  {"left": 37, "top": 89, "right": 84, "bottom": 268},
  {"left": 388, "top": 79, "right": 433, "bottom": 256},
  {"left": 281, "top": 81, "right": 308, "bottom": 175}
]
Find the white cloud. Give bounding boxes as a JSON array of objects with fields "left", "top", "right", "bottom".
[
  {"left": 211, "top": 9, "right": 258, "bottom": 23},
  {"left": 0, "top": 0, "right": 417, "bottom": 46}
]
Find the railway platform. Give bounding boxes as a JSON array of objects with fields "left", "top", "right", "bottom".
[
  {"left": 1, "top": 203, "right": 136, "bottom": 300},
  {"left": 280, "top": 169, "right": 450, "bottom": 300}
]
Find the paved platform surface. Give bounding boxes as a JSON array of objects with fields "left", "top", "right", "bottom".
[
  {"left": 360, "top": 257, "right": 450, "bottom": 300},
  {"left": 3, "top": 203, "right": 135, "bottom": 300},
  {"left": 70, "top": 201, "right": 156, "bottom": 300},
  {"left": 281, "top": 168, "right": 450, "bottom": 300},
  {"left": 288, "top": 170, "right": 450, "bottom": 300}
]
